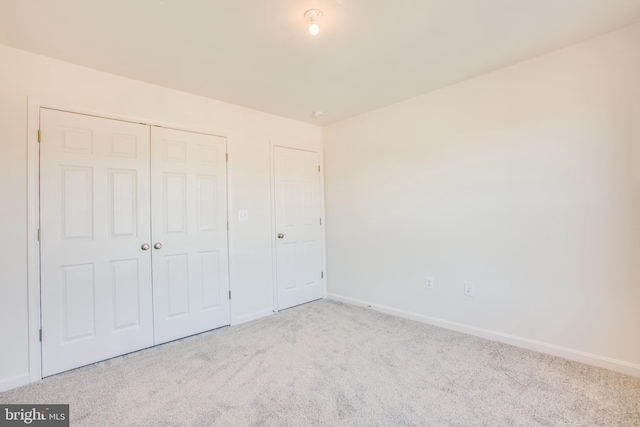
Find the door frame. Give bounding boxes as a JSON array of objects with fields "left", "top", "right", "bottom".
[
  {"left": 268, "top": 139, "right": 327, "bottom": 312},
  {"left": 26, "top": 97, "right": 232, "bottom": 384}
]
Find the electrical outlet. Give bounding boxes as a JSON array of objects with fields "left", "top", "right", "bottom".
[
  {"left": 425, "top": 276, "right": 435, "bottom": 289},
  {"left": 464, "top": 282, "right": 474, "bottom": 297},
  {"left": 238, "top": 210, "right": 249, "bottom": 221}
]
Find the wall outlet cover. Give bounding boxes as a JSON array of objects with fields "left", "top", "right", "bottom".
[
  {"left": 426, "top": 276, "right": 435, "bottom": 289},
  {"left": 464, "top": 281, "right": 474, "bottom": 297}
]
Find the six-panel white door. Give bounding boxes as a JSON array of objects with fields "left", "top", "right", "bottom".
[
  {"left": 40, "top": 108, "right": 154, "bottom": 376},
  {"left": 274, "top": 146, "right": 323, "bottom": 310},
  {"left": 150, "top": 127, "right": 230, "bottom": 344}
]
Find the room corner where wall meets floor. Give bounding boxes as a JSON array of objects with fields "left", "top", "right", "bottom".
[
  {"left": 1, "top": 300, "right": 639, "bottom": 426},
  {"left": 323, "top": 22, "right": 640, "bottom": 374},
  {"left": 328, "top": 295, "right": 640, "bottom": 378}
]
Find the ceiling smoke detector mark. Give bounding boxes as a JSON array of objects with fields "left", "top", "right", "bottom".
[{"left": 312, "top": 110, "right": 325, "bottom": 119}]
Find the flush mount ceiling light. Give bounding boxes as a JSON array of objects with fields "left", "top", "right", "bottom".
[
  {"left": 312, "top": 110, "right": 325, "bottom": 119},
  {"left": 304, "top": 9, "right": 323, "bottom": 35}
]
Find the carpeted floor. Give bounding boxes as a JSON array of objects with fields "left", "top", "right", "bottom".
[{"left": 1, "top": 299, "right": 639, "bottom": 426}]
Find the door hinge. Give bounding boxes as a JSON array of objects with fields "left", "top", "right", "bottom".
[
  {"left": 39, "top": 329, "right": 42, "bottom": 342},
  {"left": 321, "top": 272, "right": 324, "bottom": 279},
  {"left": 37, "top": 129, "right": 41, "bottom": 143},
  {"left": 320, "top": 218, "right": 322, "bottom": 225},
  {"left": 37, "top": 229, "right": 41, "bottom": 242},
  {"left": 228, "top": 290, "right": 231, "bottom": 300},
  {"left": 318, "top": 165, "right": 320, "bottom": 172},
  {"left": 226, "top": 153, "right": 228, "bottom": 162},
  {"left": 227, "top": 221, "right": 229, "bottom": 231}
]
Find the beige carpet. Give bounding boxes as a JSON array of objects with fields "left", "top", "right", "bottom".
[{"left": 1, "top": 300, "right": 639, "bottom": 426}]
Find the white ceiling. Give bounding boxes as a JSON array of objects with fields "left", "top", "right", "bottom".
[{"left": 1, "top": 0, "right": 639, "bottom": 125}]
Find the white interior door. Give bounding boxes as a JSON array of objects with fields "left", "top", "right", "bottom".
[
  {"left": 150, "top": 127, "right": 230, "bottom": 344},
  {"left": 274, "top": 146, "right": 323, "bottom": 310},
  {"left": 40, "top": 108, "right": 154, "bottom": 376}
]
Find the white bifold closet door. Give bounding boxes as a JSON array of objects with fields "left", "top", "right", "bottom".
[
  {"left": 150, "top": 127, "right": 229, "bottom": 345},
  {"left": 40, "top": 109, "right": 155, "bottom": 376},
  {"left": 40, "top": 109, "right": 229, "bottom": 377}
]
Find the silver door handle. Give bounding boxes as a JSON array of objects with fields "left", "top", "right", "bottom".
[
  {"left": 277, "top": 233, "right": 284, "bottom": 239},
  {"left": 153, "top": 242, "right": 163, "bottom": 249},
  {"left": 141, "top": 243, "right": 150, "bottom": 251}
]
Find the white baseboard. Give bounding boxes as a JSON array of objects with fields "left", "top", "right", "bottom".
[
  {"left": 0, "top": 373, "right": 30, "bottom": 393},
  {"left": 232, "top": 308, "right": 274, "bottom": 326},
  {"left": 328, "top": 293, "right": 640, "bottom": 377}
]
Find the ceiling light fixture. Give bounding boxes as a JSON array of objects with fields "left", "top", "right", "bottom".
[
  {"left": 304, "top": 9, "right": 323, "bottom": 36},
  {"left": 312, "top": 110, "right": 325, "bottom": 119}
]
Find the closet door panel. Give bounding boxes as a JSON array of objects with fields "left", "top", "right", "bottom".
[
  {"left": 40, "top": 108, "right": 154, "bottom": 376},
  {"left": 150, "top": 127, "right": 229, "bottom": 344}
]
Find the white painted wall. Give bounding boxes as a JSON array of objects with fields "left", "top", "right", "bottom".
[
  {"left": 0, "top": 44, "right": 322, "bottom": 391},
  {"left": 324, "top": 23, "right": 640, "bottom": 374}
]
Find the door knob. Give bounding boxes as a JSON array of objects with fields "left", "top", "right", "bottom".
[
  {"left": 153, "top": 242, "right": 163, "bottom": 249},
  {"left": 277, "top": 233, "right": 284, "bottom": 239},
  {"left": 141, "top": 243, "right": 150, "bottom": 251}
]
